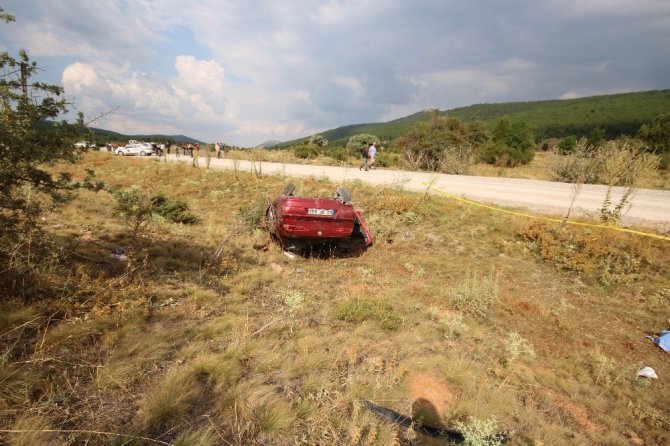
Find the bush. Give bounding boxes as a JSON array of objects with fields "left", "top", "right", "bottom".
[
  {"left": 637, "top": 113, "right": 670, "bottom": 155},
  {"left": 293, "top": 144, "right": 319, "bottom": 159},
  {"left": 480, "top": 141, "right": 534, "bottom": 167},
  {"left": 440, "top": 143, "right": 476, "bottom": 174},
  {"left": 396, "top": 115, "right": 468, "bottom": 171},
  {"left": 556, "top": 135, "right": 577, "bottom": 154},
  {"left": 152, "top": 194, "right": 199, "bottom": 224},
  {"left": 327, "top": 147, "right": 347, "bottom": 162},
  {"left": 345, "top": 134, "right": 380, "bottom": 152},
  {"left": 482, "top": 118, "right": 535, "bottom": 167},
  {"left": 308, "top": 135, "right": 328, "bottom": 147},
  {"left": 113, "top": 186, "right": 155, "bottom": 240},
  {"left": 519, "top": 222, "right": 642, "bottom": 285},
  {"left": 550, "top": 138, "right": 598, "bottom": 183}
]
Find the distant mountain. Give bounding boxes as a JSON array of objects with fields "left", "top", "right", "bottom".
[
  {"left": 256, "top": 140, "right": 282, "bottom": 148},
  {"left": 86, "top": 127, "right": 205, "bottom": 144},
  {"left": 278, "top": 89, "right": 670, "bottom": 147}
]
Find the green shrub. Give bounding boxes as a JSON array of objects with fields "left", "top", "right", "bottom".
[
  {"left": 328, "top": 147, "right": 347, "bottom": 162},
  {"left": 660, "top": 152, "right": 670, "bottom": 170},
  {"left": 334, "top": 297, "right": 402, "bottom": 330},
  {"left": 396, "top": 115, "right": 467, "bottom": 171},
  {"left": 113, "top": 186, "right": 155, "bottom": 241},
  {"left": 308, "top": 135, "right": 328, "bottom": 147},
  {"left": 152, "top": 194, "right": 199, "bottom": 224},
  {"left": 556, "top": 135, "right": 577, "bottom": 154},
  {"left": 480, "top": 141, "right": 534, "bottom": 167},
  {"left": 293, "top": 144, "right": 319, "bottom": 159},
  {"left": 482, "top": 118, "right": 535, "bottom": 167},
  {"left": 345, "top": 134, "right": 380, "bottom": 151}
]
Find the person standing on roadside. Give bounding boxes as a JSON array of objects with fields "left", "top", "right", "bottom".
[
  {"left": 359, "top": 144, "right": 369, "bottom": 171},
  {"left": 215, "top": 142, "right": 221, "bottom": 159},
  {"left": 192, "top": 143, "right": 200, "bottom": 167},
  {"left": 368, "top": 142, "right": 377, "bottom": 170}
]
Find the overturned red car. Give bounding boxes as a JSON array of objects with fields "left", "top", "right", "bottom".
[{"left": 264, "top": 184, "right": 373, "bottom": 253}]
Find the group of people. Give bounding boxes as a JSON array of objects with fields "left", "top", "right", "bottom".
[
  {"left": 174, "top": 143, "right": 200, "bottom": 157},
  {"left": 359, "top": 142, "right": 378, "bottom": 171}
]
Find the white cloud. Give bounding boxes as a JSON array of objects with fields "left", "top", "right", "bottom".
[
  {"left": 61, "top": 56, "right": 231, "bottom": 137},
  {"left": 560, "top": 92, "right": 581, "bottom": 100},
  {"left": 2, "top": 0, "right": 669, "bottom": 145}
]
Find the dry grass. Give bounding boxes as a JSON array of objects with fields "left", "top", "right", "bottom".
[{"left": 0, "top": 152, "right": 669, "bottom": 445}]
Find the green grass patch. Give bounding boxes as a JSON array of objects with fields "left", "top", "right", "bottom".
[{"left": 334, "top": 297, "right": 403, "bottom": 330}]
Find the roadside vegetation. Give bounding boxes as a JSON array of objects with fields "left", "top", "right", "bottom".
[
  {"left": 220, "top": 111, "right": 670, "bottom": 191},
  {"left": 1, "top": 153, "right": 669, "bottom": 446}
]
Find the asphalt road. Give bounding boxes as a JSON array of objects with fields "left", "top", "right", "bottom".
[{"left": 159, "top": 154, "right": 670, "bottom": 231}]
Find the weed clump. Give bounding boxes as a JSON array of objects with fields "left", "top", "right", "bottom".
[
  {"left": 238, "top": 197, "right": 267, "bottom": 231},
  {"left": 453, "top": 416, "right": 504, "bottom": 446},
  {"left": 445, "top": 270, "right": 500, "bottom": 316},
  {"left": 504, "top": 331, "right": 536, "bottom": 365},
  {"left": 334, "top": 297, "right": 403, "bottom": 330},
  {"left": 520, "top": 222, "right": 642, "bottom": 285}
]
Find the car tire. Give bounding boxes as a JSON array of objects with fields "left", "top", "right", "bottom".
[
  {"left": 140, "top": 151, "right": 146, "bottom": 156},
  {"left": 117, "top": 151, "right": 125, "bottom": 156},
  {"left": 336, "top": 187, "right": 351, "bottom": 204},
  {"left": 282, "top": 183, "right": 296, "bottom": 196},
  {"left": 265, "top": 205, "right": 277, "bottom": 233}
]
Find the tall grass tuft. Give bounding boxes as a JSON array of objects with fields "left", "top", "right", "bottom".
[
  {"left": 446, "top": 270, "right": 500, "bottom": 316},
  {"left": 138, "top": 369, "right": 203, "bottom": 433},
  {"left": 8, "top": 415, "right": 56, "bottom": 446},
  {"left": 172, "top": 428, "right": 216, "bottom": 446}
]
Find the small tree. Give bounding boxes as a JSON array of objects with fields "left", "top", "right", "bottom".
[
  {"left": 556, "top": 135, "right": 577, "bottom": 154},
  {"left": 638, "top": 113, "right": 670, "bottom": 169},
  {"left": 1, "top": 8, "right": 95, "bottom": 238},
  {"left": 395, "top": 115, "right": 468, "bottom": 171},
  {"left": 481, "top": 118, "right": 535, "bottom": 167},
  {"left": 345, "top": 133, "right": 379, "bottom": 156},
  {"left": 308, "top": 134, "right": 328, "bottom": 147},
  {"left": 587, "top": 127, "right": 605, "bottom": 148}
]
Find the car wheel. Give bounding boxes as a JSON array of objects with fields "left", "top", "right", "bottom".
[
  {"left": 117, "top": 151, "right": 125, "bottom": 156},
  {"left": 265, "top": 204, "right": 277, "bottom": 233},
  {"left": 281, "top": 183, "right": 296, "bottom": 196},
  {"left": 336, "top": 187, "right": 352, "bottom": 204},
  {"left": 140, "top": 151, "right": 146, "bottom": 156}
]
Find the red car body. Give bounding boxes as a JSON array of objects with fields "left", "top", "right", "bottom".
[{"left": 264, "top": 184, "right": 373, "bottom": 253}]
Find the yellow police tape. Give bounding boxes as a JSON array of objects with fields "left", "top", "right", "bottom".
[{"left": 424, "top": 183, "right": 670, "bottom": 242}]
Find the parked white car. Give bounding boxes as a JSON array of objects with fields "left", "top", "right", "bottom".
[
  {"left": 74, "top": 141, "right": 88, "bottom": 148},
  {"left": 116, "top": 143, "right": 152, "bottom": 156}
]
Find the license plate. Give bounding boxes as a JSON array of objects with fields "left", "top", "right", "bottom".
[{"left": 307, "top": 208, "right": 335, "bottom": 216}]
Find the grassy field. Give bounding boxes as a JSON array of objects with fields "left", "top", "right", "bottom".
[{"left": 1, "top": 152, "right": 669, "bottom": 445}]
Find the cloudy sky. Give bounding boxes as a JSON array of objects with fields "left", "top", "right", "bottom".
[{"left": 1, "top": 1, "right": 669, "bottom": 146}]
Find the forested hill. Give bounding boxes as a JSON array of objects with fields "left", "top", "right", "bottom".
[
  {"left": 280, "top": 89, "right": 670, "bottom": 147},
  {"left": 39, "top": 121, "right": 205, "bottom": 145}
]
